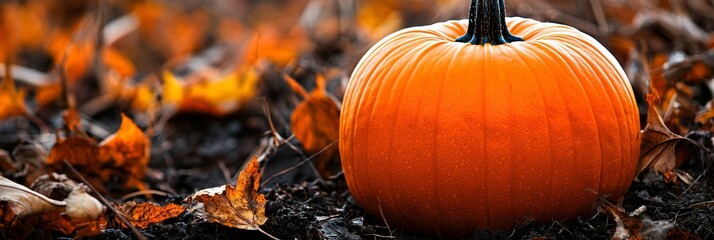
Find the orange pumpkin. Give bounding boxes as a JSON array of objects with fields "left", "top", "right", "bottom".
[{"left": 339, "top": 0, "right": 640, "bottom": 237}]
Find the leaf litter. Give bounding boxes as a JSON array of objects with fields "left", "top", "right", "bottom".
[{"left": 1, "top": 0, "right": 714, "bottom": 239}]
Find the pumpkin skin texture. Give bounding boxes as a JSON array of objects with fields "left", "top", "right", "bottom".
[{"left": 339, "top": 17, "right": 640, "bottom": 237}]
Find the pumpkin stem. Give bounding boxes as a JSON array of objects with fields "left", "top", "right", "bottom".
[{"left": 455, "top": 0, "right": 523, "bottom": 45}]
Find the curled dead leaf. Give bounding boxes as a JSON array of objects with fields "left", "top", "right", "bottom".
[
  {"left": 286, "top": 74, "right": 340, "bottom": 177},
  {"left": 0, "top": 176, "right": 66, "bottom": 229},
  {"left": 639, "top": 93, "right": 709, "bottom": 181},
  {"left": 64, "top": 185, "right": 105, "bottom": 221},
  {"left": 185, "top": 156, "right": 267, "bottom": 230}
]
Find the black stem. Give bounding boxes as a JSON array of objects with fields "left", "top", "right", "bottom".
[{"left": 456, "top": 0, "right": 522, "bottom": 45}]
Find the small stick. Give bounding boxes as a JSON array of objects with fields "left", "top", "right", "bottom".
[
  {"left": 261, "top": 140, "right": 338, "bottom": 185},
  {"left": 120, "top": 189, "right": 170, "bottom": 201},
  {"left": 62, "top": 159, "right": 147, "bottom": 240}
]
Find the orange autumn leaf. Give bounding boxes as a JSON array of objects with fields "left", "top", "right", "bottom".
[
  {"left": 98, "top": 114, "right": 150, "bottom": 179},
  {"left": 103, "top": 47, "right": 136, "bottom": 78},
  {"left": 132, "top": 1, "right": 209, "bottom": 59},
  {"left": 61, "top": 41, "right": 95, "bottom": 83},
  {"left": 131, "top": 84, "right": 157, "bottom": 112},
  {"left": 0, "top": 69, "right": 28, "bottom": 121},
  {"left": 639, "top": 92, "right": 708, "bottom": 181},
  {"left": 35, "top": 83, "right": 62, "bottom": 108},
  {"left": 243, "top": 24, "right": 308, "bottom": 66},
  {"left": 44, "top": 185, "right": 106, "bottom": 237},
  {"left": 186, "top": 157, "right": 267, "bottom": 230},
  {"left": 104, "top": 72, "right": 157, "bottom": 113},
  {"left": 114, "top": 201, "right": 186, "bottom": 229},
  {"left": 356, "top": 0, "right": 403, "bottom": 42},
  {"left": 48, "top": 113, "right": 150, "bottom": 190},
  {"left": 162, "top": 69, "right": 259, "bottom": 115},
  {"left": 287, "top": 74, "right": 340, "bottom": 176},
  {"left": 1, "top": 3, "right": 46, "bottom": 52}
]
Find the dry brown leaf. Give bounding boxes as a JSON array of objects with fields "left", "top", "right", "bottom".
[
  {"left": 599, "top": 200, "right": 643, "bottom": 240},
  {"left": 40, "top": 185, "right": 106, "bottom": 238},
  {"left": 664, "top": 49, "right": 714, "bottom": 87},
  {"left": 114, "top": 201, "right": 186, "bottom": 229},
  {"left": 287, "top": 74, "right": 340, "bottom": 177},
  {"left": 186, "top": 156, "right": 267, "bottom": 230},
  {"left": 30, "top": 173, "right": 77, "bottom": 201},
  {"left": 20, "top": 174, "right": 107, "bottom": 238},
  {"left": 639, "top": 92, "right": 709, "bottom": 181},
  {"left": 600, "top": 199, "right": 675, "bottom": 240},
  {"left": 12, "top": 141, "right": 51, "bottom": 186},
  {"left": 0, "top": 149, "right": 15, "bottom": 172},
  {"left": 0, "top": 176, "right": 66, "bottom": 229},
  {"left": 64, "top": 185, "right": 105, "bottom": 221}
]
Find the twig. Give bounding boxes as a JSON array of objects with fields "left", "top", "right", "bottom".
[
  {"left": 590, "top": 0, "right": 610, "bottom": 36},
  {"left": 120, "top": 189, "right": 170, "bottom": 201},
  {"left": 62, "top": 159, "right": 147, "bottom": 240},
  {"left": 376, "top": 197, "right": 393, "bottom": 237},
  {"left": 689, "top": 200, "right": 714, "bottom": 208},
  {"left": 677, "top": 171, "right": 705, "bottom": 199},
  {"left": 361, "top": 234, "right": 396, "bottom": 239},
  {"left": 218, "top": 160, "right": 232, "bottom": 184},
  {"left": 261, "top": 139, "right": 338, "bottom": 185},
  {"left": 256, "top": 226, "right": 280, "bottom": 240}
]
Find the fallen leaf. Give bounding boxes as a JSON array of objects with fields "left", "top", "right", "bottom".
[
  {"left": 243, "top": 23, "right": 309, "bottom": 66},
  {"left": 132, "top": 1, "right": 209, "bottom": 59},
  {"left": 103, "top": 47, "right": 136, "bottom": 78},
  {"left": 12, "top": 141, "right": 51, "bottom": 186},
  {"left": 599, "top": 199, "right": 644, "bottom": 240},
  {"left": 63, "top": 184, "right": 105, "bottom": 221},
  {"left": 114, "top": 201, "right": 186, "bottom": 229},
  {"left": 639, "top": 92, "right": 709, "bottom": 181},
  {"left": 30, "top": 173, "right": 78, "bottom": 201},
  {"left": 20, "top": 174, "right": 107, "bottom": 238},
  {"left": 186, "top": 156, "right": 267, "bottom": 230},
  {"left": 162, "top": 69, "right": 260, "bottom": 115},
  {"left": 0, "top": 149, "right": 15, "bottom": 172},
  {"left": 664, "top": 49, "right": 714, "bottom": 87},
  {"left": 98, "top": 114, "right": 150, "bottom": 181},
  {"left": 287, "top": 74, "right": 340, "bottom": 177},
  {"left": 47, "top": 113, "right": 150, "bottom": 191},
  {"left": 0, "top": 176, "right": 66, "bottom": 229},
  {"left": 696, "top": 100, "right": 714, "bottom": 124},
  {"left": 0, "top": 66, "right": 28, "bottom": 121}
]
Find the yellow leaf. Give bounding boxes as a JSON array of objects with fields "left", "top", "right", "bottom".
[
  {"left": 162, "top": 70, "right": 184, "bottom": 106},
  {"left": 162, "top": 69, "right": 259, "bottom": 115}
]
